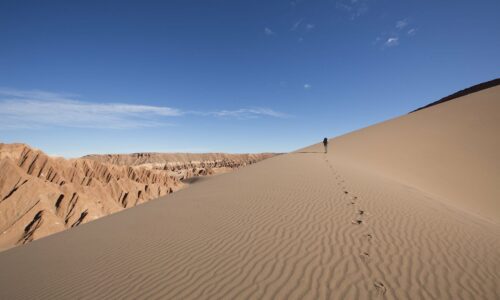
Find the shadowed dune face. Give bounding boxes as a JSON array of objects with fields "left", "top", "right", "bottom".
[
  {"left": 0, "top": 85, "right": 498, "bottom": 299},
  {"left": 327, "top": 85, "right": 500, "bottom": 224}
]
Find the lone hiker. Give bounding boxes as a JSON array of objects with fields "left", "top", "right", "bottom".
[{"left": 323, "top": 137, "right": 328, "bottom": 153}]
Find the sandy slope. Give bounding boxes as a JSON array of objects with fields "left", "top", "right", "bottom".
[
  {"left": 331, "top": 85, "right": 500, "bottom": 224},
  {"left": 0, "top": 86, "right": 499, "bottom": 299}
]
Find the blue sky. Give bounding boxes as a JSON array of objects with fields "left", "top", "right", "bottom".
[{"left": 1, "top": 0, "right": 499, "bottom": 157}]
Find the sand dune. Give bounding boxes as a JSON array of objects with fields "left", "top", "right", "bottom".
[
  {"left": 330, "top": 85, "right": 500, "bottom": 224},
  {"left": 0, "top": 84, "right": 499, "bottom": 299}
]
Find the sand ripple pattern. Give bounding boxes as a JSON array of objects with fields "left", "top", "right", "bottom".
[{"left": 0, "top": 150, "right": 499, "bottom": 299}]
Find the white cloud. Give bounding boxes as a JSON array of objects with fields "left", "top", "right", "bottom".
[
  {"left": 304, "top": 84, "right": 312, "bottom": 89},
  {"left": 204, "top": 108, "right": 289, "bottom": 119},
  {"left": 396, "top": 19, "right": 408, "bottom": 29},
  {"left": 264, "top": 27, "right": 275, "bottom": 35},
  {"left": 0, "top": 89, "right": 181, "bottom": 129},
  {"left": 306, "top": 24, "right": 315, "bottom": 30},
  {"left": 384, "top": 37, "right": 399, "bottom": 47},
  {"left": 375, "top": 18, "right": 415, "bottom": 49},
  {"left": 407, "top": 28, "right": 417, "bottom": 36},
  {"left": 0, "top": 88, "right": 288, "bottom": 129}
]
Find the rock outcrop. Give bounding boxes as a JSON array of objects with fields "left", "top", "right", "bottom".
[{"left": 0, "top": 143, "right": 182, "bottom": 250}]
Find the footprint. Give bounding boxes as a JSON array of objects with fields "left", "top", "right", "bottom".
[
  {"left": 352, "top": 219, "right": 363, "bottom": 225},
  {"left": 352, "top": 196, "right": 358, "bottom": 200},
  {"left": 358, "top": 209, "right": 365, "bottom": 215},
  {"left": 374, "top": 280, "right": 387, "bottom": 296},
  {"left": 364, "top": 233, "right": 373, "bottom": 241},
  {"left": 360, "top": 252, "right": 370, "bottom": 263},
  {"left": 344, "top": 191, "right": 349, "bottom": 194}
]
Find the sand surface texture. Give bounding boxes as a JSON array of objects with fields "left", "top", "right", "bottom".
[{"left": 0, "top": 87, "right": 498, "bottom": 299}]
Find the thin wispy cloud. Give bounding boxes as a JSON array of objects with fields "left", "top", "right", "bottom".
[
  {"left": 384, "top": 37, "right": 399, "bottom": 47},
  {"left": 0, "top": 89, "right": 181, "bottom": 129},
  {"left": 290, "top": 19, "right": 314, "bottom": 43},
  {"left": 304, "top": 83, "right": 312, "bottom": 89},
  {"left": 291, "top": 19, "right": 303, "bottom": 31},
  {"left": 336, "top": 0, "right": 370, "bottom": 19},
  {"left": 396, "top": 19, "right": 408, "bottom": 29},
  {"left": 0, "top": 89, "right": 288, "bottom": 129},
  {"left": 200, "top": 108, "right": 289, "bottom": 119},
  {"left": 264, "top": 27, "right": 275, "bottom": 35},
  {"left": 375, "top": 17, "right": 416, "bottom": 49}
]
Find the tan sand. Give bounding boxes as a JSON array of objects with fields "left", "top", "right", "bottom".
[
  {"left": 0, "top": 86, "right": 499, "bottom": 299},
  {"left": 331, "top": 85, "right": 500, "bottom": 224}
]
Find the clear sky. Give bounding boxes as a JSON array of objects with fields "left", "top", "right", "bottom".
[{"left": 1, "top": 0, "right": 499, "bottom": 157}]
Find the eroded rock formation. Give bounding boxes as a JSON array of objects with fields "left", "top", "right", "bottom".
[
  {"left": 84, "top": 152, "right": 277, "bottom": 180},
  {"left": 0, "top": 144, "right": 181, "bottom": 250}
]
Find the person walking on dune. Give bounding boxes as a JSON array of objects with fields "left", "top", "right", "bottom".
[{"left": 323, "top": 137, "right": 328, "bottom": 153}]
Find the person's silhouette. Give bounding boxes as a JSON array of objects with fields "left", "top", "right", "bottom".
[{"left": 323, "top": 138, "right": 328, "bottom": 153}]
